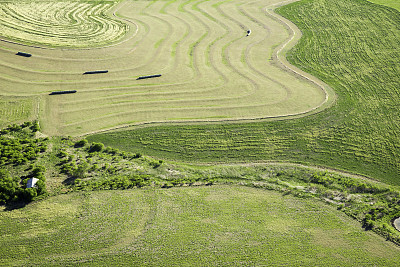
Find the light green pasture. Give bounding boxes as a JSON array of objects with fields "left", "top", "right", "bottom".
[{"left": 1, "top": 186, "right": 400, "bottom": 266}]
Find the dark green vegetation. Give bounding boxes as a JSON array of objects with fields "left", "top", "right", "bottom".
[
  {"left": 1, "top": 186, "right": 400, "bottom": 266},
  {"left": 0, "top": 121, "right": 48, "bottom": 204},
  {"left": 89, "top": 0, "right": 400, "bottom": 185},
  {"left": 1, "top": 122, "right": 400, "bottom": 249}
]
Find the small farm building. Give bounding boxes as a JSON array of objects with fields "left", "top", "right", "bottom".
[{"left": 27, "top": 178, "right": 39, "bottom": 188}]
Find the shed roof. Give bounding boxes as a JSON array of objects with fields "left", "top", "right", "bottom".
[{"left": 27, "top": 178, "right": 39, "bottom": 188}]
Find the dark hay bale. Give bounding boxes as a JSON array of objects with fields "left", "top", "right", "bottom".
[
  {"left": 83, "top": 70, "right": 108, "bottom": 75},
  {"left": 16, "top": 52, "right": 32, "bottom": 57},
  {"left": 49, "top": 90, "right": 77, "bottom": 95},
  {"left": 137, "top": 74, "right": 162, "bottom": 80}
]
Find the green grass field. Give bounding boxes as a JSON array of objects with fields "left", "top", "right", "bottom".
[
  {"left": 2, "top": 0, "right": 400, "bottom": 264},
  {"left": 1, "top": 186, "right": 400, "bottom": 266},
  {"left": 89, "top": 0, "right": 400, "bottom": 185},
  {"left": 370, "top": 0, "right": 400, "bottom": 11},
  {"left": 0, "top": 0, "right": 330, "bottom": 136}
]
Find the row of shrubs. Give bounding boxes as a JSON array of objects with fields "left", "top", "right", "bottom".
[{"left": 74, "top": 174, "right": 151, "bottom": 190}]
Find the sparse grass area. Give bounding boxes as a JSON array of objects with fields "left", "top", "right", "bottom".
[
  {"left": 89, "top": 0, "right": 400, "bottom": 185},
  {"left": 1, "top": 186, "right": 400, "bottom": 266}
]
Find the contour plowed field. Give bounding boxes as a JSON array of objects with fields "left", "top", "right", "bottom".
[
  {"left": 0, "top": 0, "right": 329, "bottom": 135},
  {"left": 0, "top": 1, "right": 128, "bottom": 47}
]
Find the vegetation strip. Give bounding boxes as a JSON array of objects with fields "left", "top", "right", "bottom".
[{"left": 1, "top": 122, "right": 400, "bottom": 248}]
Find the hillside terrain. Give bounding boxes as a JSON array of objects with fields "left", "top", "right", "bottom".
[{"left": 1, "top": 0, "right": 400, "bottom": 265}]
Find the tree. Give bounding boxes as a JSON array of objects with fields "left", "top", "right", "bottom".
[{"left": 0, "top": 169, "right": 19, "bottom": 204}]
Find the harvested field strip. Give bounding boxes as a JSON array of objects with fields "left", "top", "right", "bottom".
[
  {"left": 0, "top": 0, "right": 328, "bottom": 137},
  {"left": 0, "top": 96, "right": 38, "bottom": 127},
  {"left": 88, "top": 0, "right": 400, "bottom": 185}
]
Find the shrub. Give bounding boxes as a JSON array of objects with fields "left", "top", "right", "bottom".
[
  {"left": 73, "top": 161, "right": 89, "bottom": 178},
  {"left": 74, "top": 139, "right": 88, "bottom": 148},
  {"left": 89, "top": 142, "right": 104, "bottom": 153},
  {"left": 30, "top": 121, "right": 40, "bottom": 132}
]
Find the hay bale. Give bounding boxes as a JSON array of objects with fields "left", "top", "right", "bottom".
[
  {"left": 49, "top": 90, "right": 77, "bottom": 95},
  {"left": 137, "top": 74, "right": 162, "bottom": 80},
  {"left": 83, "top": 70, "right": 108, "bottom": 75},
  {"left": 16, "top": 52, "right": 32, "bottom": 57}
]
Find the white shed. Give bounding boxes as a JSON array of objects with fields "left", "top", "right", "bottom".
[{"left": 27, "top": 178, "right": 39, "bottom": 188}]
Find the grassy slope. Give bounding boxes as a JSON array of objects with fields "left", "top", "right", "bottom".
[
  {"left": 1, "top": 186, "right": 400, "bottom": 266},
  {"left": 88, "top": 0, "right": 400, "bottom": 185}
]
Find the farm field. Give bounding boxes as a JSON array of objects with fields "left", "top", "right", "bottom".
[
  {"left": 89, "top": 0, "right": 400, "bottom": 185},
  {"left": 2, "top": 0, "right": 400, "bottom": 264},
  {"left": 0, "top": 0, "right": 330, "bottom": 135},
  {"left": 1, "top": 186, "right": 400, "bottom": 266}
]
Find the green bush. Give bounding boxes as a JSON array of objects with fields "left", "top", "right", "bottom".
[
  {"left": 74, "top": 139, "right": 88, "bottom": 148},
  {"left": 89, "top": 142, "right": 104, "bottom": 153}
]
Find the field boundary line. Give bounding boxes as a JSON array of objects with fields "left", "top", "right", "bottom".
[
  {"left": 178, "top": 161, "right": 388, "bottom": 185},
  {"left": 265, "top": 0, "right": 335, "bottom": 109}
]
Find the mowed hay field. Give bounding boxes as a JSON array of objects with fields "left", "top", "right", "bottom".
[
  {"left": 89, "top": 0, "right": 400, "bottom": 184},
  {"left": 0, "top": 0, "right": 330, "bottom": 135},
  {"left": 1, "top": 186, "right": 400, "bottom": 266}
]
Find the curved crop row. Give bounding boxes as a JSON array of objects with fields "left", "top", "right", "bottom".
[
  {"left": 0, "top": 1, "right": 128, "bottom": 47},
  {"left": 0, "top": 0, "right": 329, "bottom": 139},
  {"left": 87, "top": 0, "right": 400, "bottom": 185}
]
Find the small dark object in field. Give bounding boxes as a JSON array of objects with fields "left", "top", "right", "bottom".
[
  {"left": 83, "top": 70, "right": 108, "bottom": 75},
  {"left": 49, "top": 90, "right": 77, "bottom": 95},
  {"left": 16, "top": 52, "right": 32, "bottom": 57},
  {"left": 246, "top": 30, "right": 251, "bottom": 36},
  {"left": 137, "top": 74, "right": 162, "bottom": 80}
]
